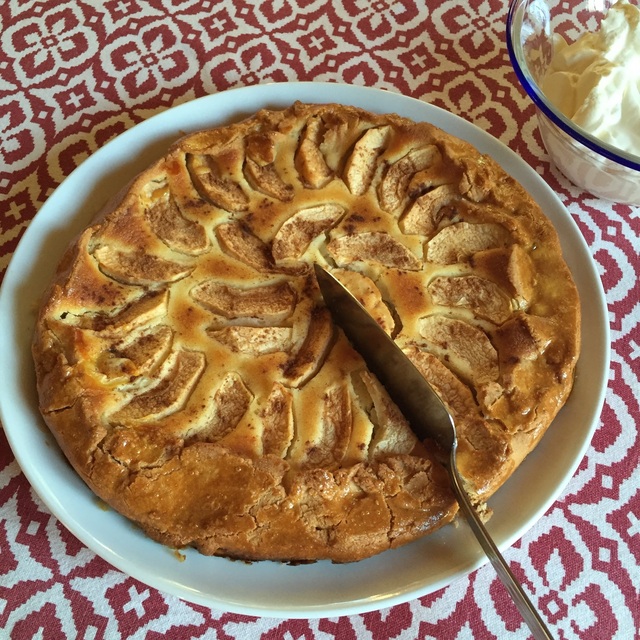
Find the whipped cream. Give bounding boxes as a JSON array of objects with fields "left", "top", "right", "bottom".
[{"left": 541, "top": 0, "right": 640, "bottom": 157}]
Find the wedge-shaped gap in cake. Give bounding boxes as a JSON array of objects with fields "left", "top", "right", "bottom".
[
  {"left": 328, "top": 231, "right": 422, "bottom": 271},
  {"left": 110, "top": 349, "right": 206, "bottom": 423},
  {"left": 186, "top": 152, "right": 249, "bottom": 212},
  {"left": 425, "top": 222, "right": 512, "bottom": 265},
  {"left": 272, "top": 203, "right": 346, "bottom": 264}
]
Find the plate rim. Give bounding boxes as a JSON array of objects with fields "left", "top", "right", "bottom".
[{"left": 0, "top": 81, "right": 610, "bottom": 618}]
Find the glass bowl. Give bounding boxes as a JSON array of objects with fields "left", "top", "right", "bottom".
[{"left": 506, "top": 0, "right": 640, "bottom": 205}]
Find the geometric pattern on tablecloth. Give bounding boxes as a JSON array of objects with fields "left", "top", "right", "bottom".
[{"left": 1, "top": 0, "right": 639, "bottom": 638}]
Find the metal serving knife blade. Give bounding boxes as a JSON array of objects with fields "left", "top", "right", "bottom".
[{"left": 313, "top": 264, "right": 554, "bottom": 640}]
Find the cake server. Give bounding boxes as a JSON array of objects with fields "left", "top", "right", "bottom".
[{"left": 314, "top": 264, "right": 554, "bottom": 640}]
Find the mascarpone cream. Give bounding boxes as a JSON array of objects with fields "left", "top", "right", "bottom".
[{"left": 542, "top": 0, "right": 640, "bottom": 156}]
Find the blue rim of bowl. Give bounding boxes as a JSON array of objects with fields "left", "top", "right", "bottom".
[{"left": 506, "top": 0, "right": 640, "bottom": 173}]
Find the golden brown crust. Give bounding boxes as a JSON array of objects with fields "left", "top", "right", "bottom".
[{"left": 32, "top": 101, "right": 580, "bottom": 562}]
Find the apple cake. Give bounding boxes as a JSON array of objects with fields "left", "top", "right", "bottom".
[{"left": 32, "top": 101, "right": 580, "bottom": 563}]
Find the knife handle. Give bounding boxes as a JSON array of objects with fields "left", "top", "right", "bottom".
[{"left": 448, "top": 450, "right": 555, "bottom": 640}]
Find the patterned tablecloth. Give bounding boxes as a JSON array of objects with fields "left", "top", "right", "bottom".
[{"left": 1, "top": 1, "right": 639, "bottom": 638}]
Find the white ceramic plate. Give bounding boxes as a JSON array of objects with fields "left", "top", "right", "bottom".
[{"left": 0, "top": 82, "right": 609, "bottom": 618}]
